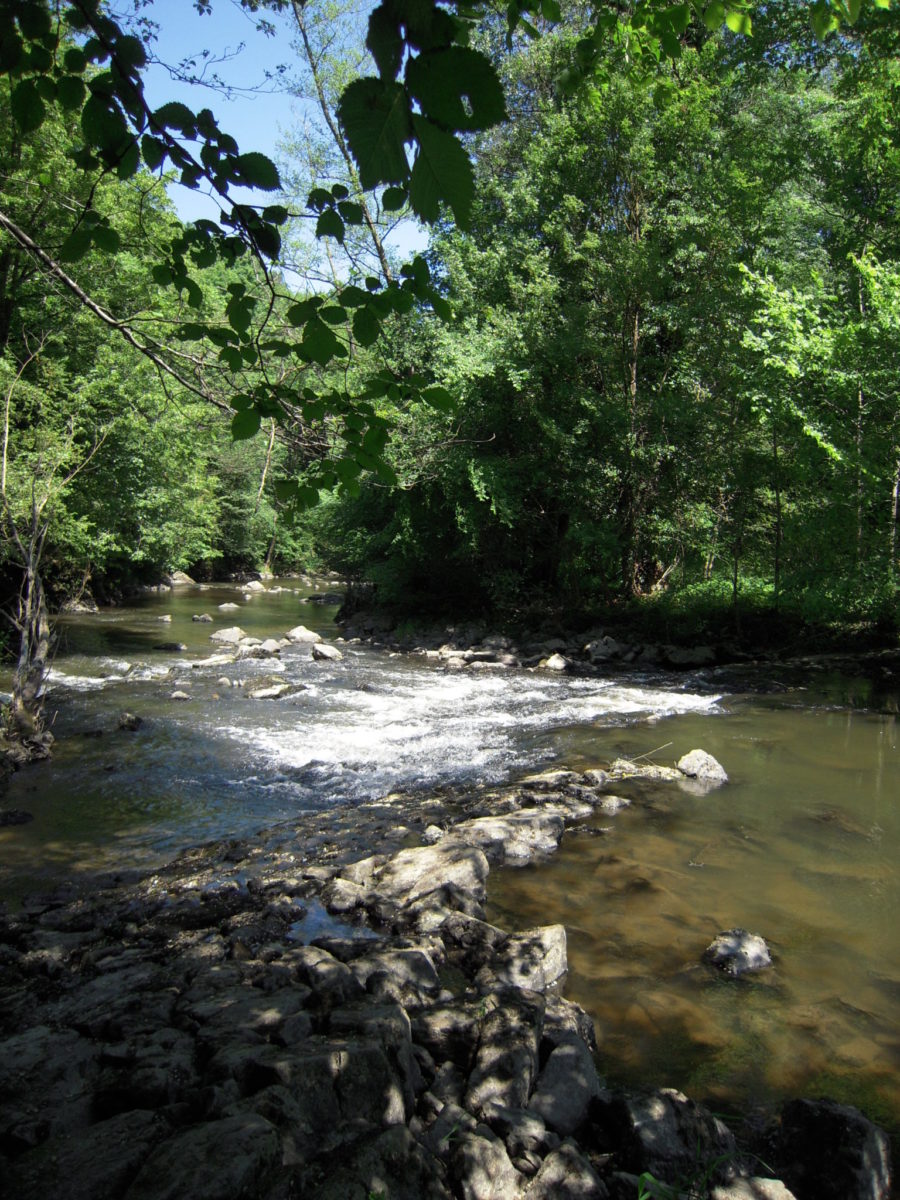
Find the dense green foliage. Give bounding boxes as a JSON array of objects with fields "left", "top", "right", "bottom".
[
  {"left": 313, "top": 7, "right": 900, "bottom": 634},
  {"left": 1, "top": 0, "right": 899, "bottom": 653}
]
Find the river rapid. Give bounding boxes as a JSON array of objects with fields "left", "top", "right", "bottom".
[{"left": 2, "top": 580, "right": 898, "bottom": 1143}]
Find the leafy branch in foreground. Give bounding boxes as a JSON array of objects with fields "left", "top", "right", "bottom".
[{"left": 3, "top": 0, "right": 882, "bottom": 506}]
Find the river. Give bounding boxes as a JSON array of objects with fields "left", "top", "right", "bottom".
[{"left": 2, "top": 580, "right": 898, "bottom": 1142}]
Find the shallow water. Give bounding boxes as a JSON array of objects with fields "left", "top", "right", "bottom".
[
  {"left": 2, "top": 583, "right": 898, "bottom": 1139},
  {"left": 488, "top": 703, "right": 900, "bottom": 1136},
  {"left": 0, "top": 582, "right": 717, "bottom": 895}
]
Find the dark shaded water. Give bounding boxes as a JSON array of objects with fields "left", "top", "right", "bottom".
[{"left": 1, "top": 582, "right": 898, "bottom": 1138}]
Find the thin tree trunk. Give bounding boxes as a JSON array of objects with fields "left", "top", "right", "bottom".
[
  {"left": 772, "top": 419, "right": 782, "bottom": 608},
  {"left": 889, "top": 444, "right": 900, "bottom": 586}
]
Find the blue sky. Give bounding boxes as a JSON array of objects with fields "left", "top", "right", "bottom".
[{"left": 135, "top": 0, "right": 427, "bottom": 260}]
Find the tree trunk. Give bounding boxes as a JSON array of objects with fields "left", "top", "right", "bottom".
[{"left": 10, "top": 559, "right": 50, "bottom": 741}]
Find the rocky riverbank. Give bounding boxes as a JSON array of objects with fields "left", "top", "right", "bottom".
[{"left": 0, "top": 758, "right": 892, "bottom": 1200}]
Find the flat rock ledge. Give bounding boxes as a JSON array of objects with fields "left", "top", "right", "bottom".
[{"left": 0, "top": 770, "right": 891, "bottom": 1200}]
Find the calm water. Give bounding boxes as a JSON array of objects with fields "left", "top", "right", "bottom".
[
  {"left": 489, "top": 704, "right": 900, "bottom": 1137},
  {"left": 1, "top": 582, "right": 898, "bottom": 1138}
]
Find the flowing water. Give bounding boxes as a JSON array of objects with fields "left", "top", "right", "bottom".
[{"left": 1, "top": 582, "right": 898, "bottom": 1138}]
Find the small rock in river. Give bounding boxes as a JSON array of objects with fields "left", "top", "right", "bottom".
[
  {"left": 210, "top": 626, "right": 246, "bottom": 645},
  {"left": 312, "top": 642, "right": 343, "bottom": 662},
  {"left": 192, "top": 613, "right": 213, "bottom": 622},
  {"left": 704, "top": 928, "right": 772, "bottom": 976},
  {"left": 285, "top": 624, "right": 322, "bottom": 644},
  {"left": 677, "top": 749, "right": 728, "bottom": 784},
  {"left": 117, "top": 712, "right": 142, "bottom": 731},
  {"left": 0, "top": 809, "right": 34, "bottom": 826},
  {"left": 170, "top": 690, "right": 191, "bottom": 701},
  {"left": 541, "top": 653, "right": 569, "bottom": 672}
]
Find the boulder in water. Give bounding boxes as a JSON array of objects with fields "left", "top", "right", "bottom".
[
  {"left": 677, "top": 749, "right": 728, "bottom": 784},
  {"left": 312, "top": 643, "right": 343, "bottom": 662},
  {"left": 704, "top": 928, "right": 772, "bottom": 976},
  {"left": 192, "top": 613, "right": 213, "bottom": 623},
  {"left": 286, "top": 625, "right": 322, "bottom": 644},
  {"left": 117, "top": 712, "right": 142, "bottom": 732},
  {"left": 210, "top": 626, "right": 246, "bottom": 645},
  {"left": 541, "top": 653, "right": 569, "bottom": 672}
]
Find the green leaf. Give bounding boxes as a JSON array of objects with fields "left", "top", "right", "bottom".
[
  {"left": 274, "top": 479, "right": 299, "bottom": 502},
  {"left": 845, "top": 0, "right": 862, "bottom": 19},
  {"left": 406, "top": 47, "right": 506, "bottom": 133},
  {"left": 353, "top": 306, "right": 381, "bottom": 347},
  {"left": 232, "top": 408, "right": 261, "bottom": 440},
  {"left": 338, "top": 201, "right": 365, "bottom": 224},
  {"left": 287, "top": 299, "right": 321, "bottom": 325},
  {"left": 151, "top": 263, "right": 173, "bottom": 286},
  {"left": 430, "top": 294, "right": 452, "bottom": 322},
  {"left": 702, "top": 0, "right": 727, "bottom": 29},
  {"left": 116, "top": 139, "right": 141, "bottom": 179},
  {"left": 331, "top": 183, "right": 349, "bottom": 200},
  {"left": 18, "top": 5, "right": 52, "bottom": 40},
  {"left": 233, "top": 151, "right": 280, "bottom": 190},
  {"left": 307, "top": 187, "right": 333, "bottom": 210},
  {"left": 11, "top": 79, "right": 45, "bottom": 133},
  {"left": 725, "top": 8, "right": 753, "bottom": 34},
  {"left": 252, "top": 223, "right": 281, "bottom": 259},
  {"left": 33, "top": 75, "right": 56, "bottom": 101},
  {"left": 114, "top": 34, "right": 147, "bottom": 69},
  {"left": 82, "top": 94, "right": 127, "bottom": 151},
  {"left": 92, "top": 223, "right": 120, "bottom": 252},
  {"left": 320, "top": 306, "right": 348, "bottom": 325},
  {"left": 64, "top": 47, "right": 87, "bottom": 72},
  {"left": 338, "top": 77, "right": 412, "bottom": 190},
  {"left": 541, "top": 0, "right": 562, "bottom": 20},
  {"left": 301, "top": 318, "right": 341, "bottom": 366},
  {"left": 316, "top": 209, "right": 345, "bottom": 242},
  {"left": 382, "top": 186, "right": 407, "bottom": 211},
  {"left": 660, "top": 30, "right": 682, "bottom": 57},
  {"left": 56, "top": 74, "right": 86, "bottom": 110},
  {"left": 226, "top": 295, "right": 254, "bottom": 334},
  {"left": 367, "top": 4, "right": 404, "bottom": 78},
  {"left": 219, "top": 345, "right": 244, "bottom": 371},
  {"left": 375, "top": 459, "right": 398, "bottom": 486},
  {"left": 409, "top": 115, "right": 474, "bottom": 227},
  {"left": 153, "top": 101, "right": 196, "bottom": 133},
  {"left": 421, "top": 385, "right": 455, "bottom": 411},
  {"left": 58, "top": 227, "right": 93, "bottom": 263},
  {"left": 339, "top": 285, "right": 371, "bottom": 308},
  {"left": 263, "top": 205, "right": 289, "bottom": 224}
]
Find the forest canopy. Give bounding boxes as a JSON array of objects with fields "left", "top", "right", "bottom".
[{"left": 1, "top": 0, "right": 899, "bottom": 721}]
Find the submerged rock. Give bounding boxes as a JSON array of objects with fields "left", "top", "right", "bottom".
[
  {"left": 0, "top": 808, "right": 34, "bottom": 825},
  {"left": 117, "top": 712, "right": 142, "bottom": 731},
  {"left": 704, "top": 928, "right": 772, "bottom": 976}
]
